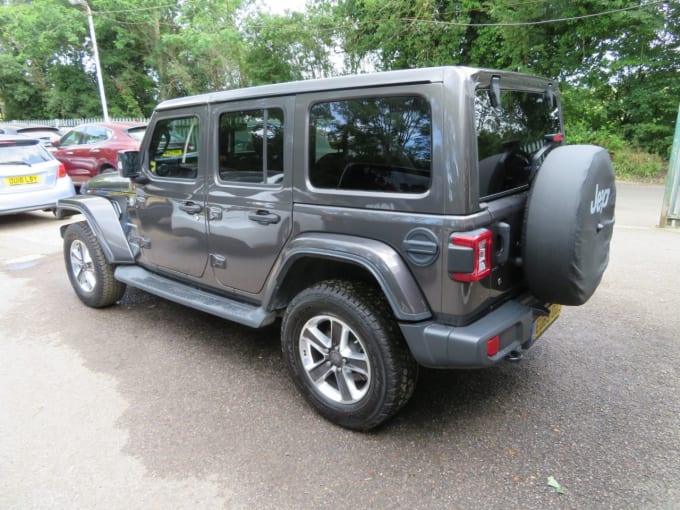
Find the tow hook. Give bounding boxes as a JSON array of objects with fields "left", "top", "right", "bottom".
[{"left": 505, "top": 350, "right": 523, "bottom": 362}]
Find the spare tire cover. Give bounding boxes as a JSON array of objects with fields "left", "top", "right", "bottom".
[{"left": 523, "top": 145, "right": 615, "bottom": 306}]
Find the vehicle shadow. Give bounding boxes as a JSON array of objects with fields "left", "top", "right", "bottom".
[
  {"left": 28, "top": 275, "right": 551, "bottom": 491},
  {"left": 0, "top": 210, "right": 57, "bottom": 226},
  {"left": 11, "top": 259, "right": 596, "bottom": 510},
  {"left": 111, "top": 286, "right": 543, "bottom": 440}
]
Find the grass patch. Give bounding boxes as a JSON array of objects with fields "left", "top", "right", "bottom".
[
  {"left": 565, "top": 123, "right": 668, "bottom": 182},
  {"left": 610, "top": 149, "right": 667, "bottom": 182}
]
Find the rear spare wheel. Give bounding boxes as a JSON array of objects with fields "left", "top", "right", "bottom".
[{"left": 523, "top": 145, "right": 615, "bottom": 306}]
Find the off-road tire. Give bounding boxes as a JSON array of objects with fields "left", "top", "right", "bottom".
[
  {"left": 281, "top": 280, "right": 418, "bottom": 431},
  {"left": 63, "top": 221, "right": 126, "bottom": 308}
]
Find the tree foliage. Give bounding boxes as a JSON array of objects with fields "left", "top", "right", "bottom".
[
  {"left": 0, "top": 0, "right": 677, "bottom": 158},
  {"left": 242, "top": 10, "right": 334, "bottom": 85},
  {"left": 329, "top": 0, "right": 679, "bottom": 158}
]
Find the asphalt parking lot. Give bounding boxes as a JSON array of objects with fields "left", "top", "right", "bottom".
[{"left": 1, "top": 182, "right": 679, "bottom": 509}]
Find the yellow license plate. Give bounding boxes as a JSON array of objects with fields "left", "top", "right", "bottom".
[
  {"left": 162, "top": 149, "right": 183, "bottom": 157},
  {"left": 533, "top": 304, "right": 562, "bottom": 340},
  {"left": 6, "top": 175, "right": 40, "bottom": 186}
]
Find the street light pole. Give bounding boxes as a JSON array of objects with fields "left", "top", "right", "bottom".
[{"left": 69, "top": 0, "right": 109, "bottom": 122}]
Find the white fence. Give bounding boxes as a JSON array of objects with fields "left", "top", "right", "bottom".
[{"left": 0, "top": 117, "right": 148, "bottom": 130}]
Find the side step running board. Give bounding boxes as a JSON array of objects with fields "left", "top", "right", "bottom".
[{"left": 114, "top": 265, "right": 276, "bottom": 329}]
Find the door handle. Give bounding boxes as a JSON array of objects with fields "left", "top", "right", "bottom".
[
  {"left": 178, "top": 202, "right": 203, "bottom": 214},
  {"left": 248, "top": 210, "right": 280, "bottom": 225}
]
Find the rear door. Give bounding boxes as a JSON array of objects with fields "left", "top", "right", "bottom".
[
  {"left": 204, "top": 98, "right": 294, "bottom": 295},
  {"left": 133, "top": 110, "right": 209, "bottom": 278},
  {"left": 441, "top": 74, "right": 564, "bottom": 323},
  {"left": 475, "top": 77, "right": 563, "bottom": 298}
]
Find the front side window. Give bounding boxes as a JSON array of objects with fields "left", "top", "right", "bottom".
[
  {"left": 148, "top": 116, "right": 200, "bottom": 180},
  {"left": 60, "top": 129, "right": 83, "bottom": 146},
  {"left": 218, "top": 108, "right": 284, "bottom": 185},
  {"left": 309, "top": 96, "right": 432, "bottom": 193},
  {"left": 476, "top": 89, "right": 561, "bottom": 197}
]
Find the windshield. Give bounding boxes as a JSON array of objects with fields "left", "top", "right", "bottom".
[{"left": 476, "top": 89, "right": 561, "bottom": 198}]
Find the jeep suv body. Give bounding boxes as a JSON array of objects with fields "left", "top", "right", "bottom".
[{"left": 59, "top": 67, "right": 615, "bottom": 430}]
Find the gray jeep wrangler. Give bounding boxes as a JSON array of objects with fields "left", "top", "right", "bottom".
[{"left": 58, "top": 67, "right": 615, "bottom": 430}]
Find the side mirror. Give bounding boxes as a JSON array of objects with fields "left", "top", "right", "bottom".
[
  {"left": 51, "top": 139, "right": 60, "bottom": 148},
  {"left": 118, "top": 150, "right": 140, "bottom": 178}
]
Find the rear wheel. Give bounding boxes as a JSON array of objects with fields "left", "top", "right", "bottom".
[
  {"left": 63, "top": 221, "right": 126, "bottom": 307},
  {"left": 281, "top": 280, "right": 418, "bottom": 430}
]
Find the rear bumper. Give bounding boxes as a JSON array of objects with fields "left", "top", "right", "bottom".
[
  {"left": 399, "top": 299, "right": 538, "bottom": 369},
  {"left": 0, "top": 178, "right": 75, "bottom": 215}
]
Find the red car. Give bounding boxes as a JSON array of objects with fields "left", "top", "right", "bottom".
[{"left": 52, "top": 122, "right": 146, "bottom": 187}]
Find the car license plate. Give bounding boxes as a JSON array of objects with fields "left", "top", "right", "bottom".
[
  {"left": 162, "top": 149, "right": 183, "bottom": 157},
  {"left": 533, "top": 304, "right": 562, "bottom": 340},
  {"left": 5, "top": 175, "right": 40, "bottom": 186}
]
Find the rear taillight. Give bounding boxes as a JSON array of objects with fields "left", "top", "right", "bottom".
[
  {"left": 450, "top": 229, "right": 493, "bottom": 282},
  {"left": 57, "top": 162, "right": 67, "bottom": 178},
  {"left": 486, "top": 335, "right": 500, "bottom": 357},
  {"left": 546, "top": 132, "right": 564, "bottom": 144}
]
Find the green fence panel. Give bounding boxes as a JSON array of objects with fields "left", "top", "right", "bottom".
[{"left": 660, "top": 105, "right": 680, "bottom": 227}]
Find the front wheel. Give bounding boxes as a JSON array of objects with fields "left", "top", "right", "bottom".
[
  {"left": 281, "top": 280, "right": 418, "bottom": 430},
  {"left": 63, "top": 221, "right": 126, "bottom": 307}
]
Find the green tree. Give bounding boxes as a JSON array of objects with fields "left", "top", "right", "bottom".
[
  {"left": 0, "top": 0, "right": 90, "bottom": 118},
  {"left": 330, "top": 0, "right": 679, "bottom": 157},
  {"left": 242, "top": 10, "right": 334, "bottom": 85}
]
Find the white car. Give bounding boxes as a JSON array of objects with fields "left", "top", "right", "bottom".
[
  {"left": 0, "top": 135, "right": 76, "bottom": 217},
  {"left": 0, "top": 125, "right": 62, "bottom": 147}
]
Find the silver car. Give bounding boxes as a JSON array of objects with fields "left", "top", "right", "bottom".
[
  {"left": 0, "top": 135, "right": 75, "bottom": 217},
  {"left": 0, "top": 125, "right": 62, "bottom": 147}
]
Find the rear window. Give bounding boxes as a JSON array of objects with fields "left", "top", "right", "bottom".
[
  {"left": 476, "top": 89, "right": 560, "bottom": 198},
  {"left": 127, "top": 126, "right": 146, "bottom": 141},
  {"left": 17, "top": 128, "right": 59, "bottom": 138},
  {"left": 309, "top": 96, "right": 432, "bottom": 194},
  {"left": 218, "top": 108, "right": 284, "bottom": 185},
  {"left": 0, "top": 141, "right": 52, "bottom": 164}
]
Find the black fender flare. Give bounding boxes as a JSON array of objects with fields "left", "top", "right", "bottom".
[
  {"left": 263, "top": 233, "right": 432, "bottom": 322},
  {"left": 58, "top": 195, "right": 135, "bottom": 264}
]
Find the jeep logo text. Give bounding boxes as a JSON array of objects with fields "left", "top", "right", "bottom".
[{"left": 590, "top": 184, "right": 611, "bottom": 215}]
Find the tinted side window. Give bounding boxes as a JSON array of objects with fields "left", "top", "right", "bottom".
[
  {"left": 218, "top": 108, "right": 284, "bottom": 185},
  {"left": 476, "top": 90, "right": 561, "bottom": 198},
  {"left": 309, "top": 96, "right": 432, "bottom": 193},
  {"left": 148, "top": 116, "right": 200, "bottom": 180}
]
